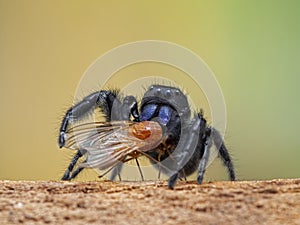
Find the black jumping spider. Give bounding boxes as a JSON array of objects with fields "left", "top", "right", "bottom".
[{"left": 59, "top": 84, "right": 236, "bottom": 189}]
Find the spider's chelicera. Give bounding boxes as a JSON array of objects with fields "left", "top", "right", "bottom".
[{"left": 58, "top": 84, "right": 236, "bottom": 189}]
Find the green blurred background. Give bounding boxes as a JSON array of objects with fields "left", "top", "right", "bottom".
[{"left": 0, "top": 0, "right": 299, "bottom": 181}]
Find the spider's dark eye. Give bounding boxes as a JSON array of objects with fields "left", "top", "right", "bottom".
[
  {"left": 165, "top": 89, "right": 172, "bottom": 98},
  {"left": 154, "top": 88, "right": 161, "bottom": 96}
]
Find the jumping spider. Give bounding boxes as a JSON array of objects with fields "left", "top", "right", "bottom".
[{"left": 59, "top": 85, "right": 236, "bottom": 189}]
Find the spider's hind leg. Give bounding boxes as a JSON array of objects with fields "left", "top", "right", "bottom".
[{"left": 211, "top": 127, "right": 236, "bottom": 181}]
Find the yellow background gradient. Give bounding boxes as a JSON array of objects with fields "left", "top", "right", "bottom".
[{"left": 1, "top": 1, "right": 299, "bottom": 181}]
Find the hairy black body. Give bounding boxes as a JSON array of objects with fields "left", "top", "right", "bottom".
[{"left": 59, "top": 85, "right": 236, "bottom": 189}]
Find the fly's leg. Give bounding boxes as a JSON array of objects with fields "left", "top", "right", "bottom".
[{"left": 135, "top": 158, "right": 144, "bottom": 181}]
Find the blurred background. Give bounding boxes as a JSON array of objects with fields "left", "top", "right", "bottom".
[{"left": 0, "top": 0, "right": 299, "bottom": 181}]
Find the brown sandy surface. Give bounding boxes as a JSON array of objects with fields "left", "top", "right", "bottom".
[{"left": 0, "top": 179, "right": 299, "bottom": 225}]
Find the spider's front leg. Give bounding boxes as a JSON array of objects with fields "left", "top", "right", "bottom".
[
  {"left": 60, "top": 93, "right": 140, "bottom": 181},
  {"left": 168, "top": 114, "right": 205, "bottom": 189},
  {"left": 59, "top": 90, "right": 121, "bottom": 181},
  {"left": 59, "top": 91, "right": 119, "bottom": 148}
]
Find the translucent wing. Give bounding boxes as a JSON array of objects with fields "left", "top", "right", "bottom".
[{"left": 64, "top": 121, "right": 163, "bottom": 170}]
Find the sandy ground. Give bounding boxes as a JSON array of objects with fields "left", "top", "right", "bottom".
[{"left": 0, "top": 179, "right": 299, "bottom": 225}]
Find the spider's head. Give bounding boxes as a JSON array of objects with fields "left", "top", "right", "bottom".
[{"left": 142, "top": 85, "right": 191, "bottom": 120}]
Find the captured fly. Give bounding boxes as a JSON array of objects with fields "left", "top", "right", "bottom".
[{"left": 64, "top": 121, "right": 163, "bottom": 175}]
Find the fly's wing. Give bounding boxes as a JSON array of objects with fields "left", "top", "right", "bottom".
[
  {"left": 64, "top": 121, "right": 163, "bottom": 170},
  {"left": 64, "top": 121, "right": 129, "bottom": 150}
]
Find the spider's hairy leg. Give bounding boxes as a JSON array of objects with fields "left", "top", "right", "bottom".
[
  {"left": 168, "top": 173, "right": 178, "bottom": 188},
  {"left": 59, "top": 90, "right": 120, "bottom": 181},
  {"left": 197, "top": 127, "right": 211, "bottom": 184},
  {"left": 168, "top": 115, "right": 202, "bottom": 189},
  {"left": 211, "top": 127, "right": 236, "bottom": 181},
  {"left": 61, "top": 149, "right": 86, "bottom": 180},
  {"left": 61, "top": 93, "right": 141, "bottom": 181},
  {"left": 59, "top": 90, "right": 119, "bottom": 148},
  {"left": 66, "top": 161, "right": 86, "bottom": 180}
]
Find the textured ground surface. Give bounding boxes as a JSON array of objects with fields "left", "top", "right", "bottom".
[{"left": 0, "top": 179, "right": 300, "bottom": 225}]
